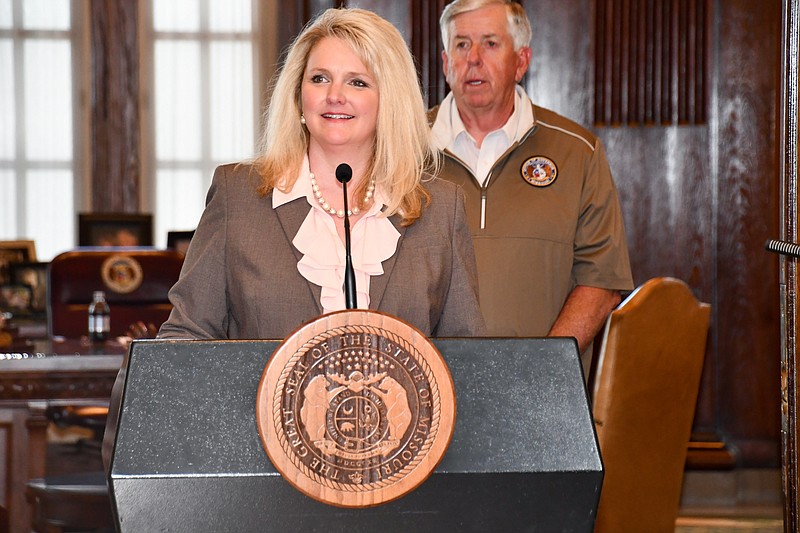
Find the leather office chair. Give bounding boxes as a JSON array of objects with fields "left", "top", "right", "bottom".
[
  {"left": 47, "top": 248, "right": 184, "bottom": 445},
  {"left": 48, "top": 248, "right": 184, "bottom": 338},
  {"left": 592, "top": 277, "right": 711, "bottom": 533},
  {"left": 29, "top": 249, "right": 183, "bottom": 532}
]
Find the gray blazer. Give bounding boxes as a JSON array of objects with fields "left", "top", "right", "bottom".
[{"left": 158, "top": 163, "right": 486, "bottom": 339}]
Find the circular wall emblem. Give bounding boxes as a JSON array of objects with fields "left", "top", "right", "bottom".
[
  {"left": 256, "top": 310, "right": 456, "bottom": 508},
  {"left": 521, "top": 156, "right": 558, "bottom": 187},
  {"left": 100, "top": 254, "right": 143, "bottom": 294}
]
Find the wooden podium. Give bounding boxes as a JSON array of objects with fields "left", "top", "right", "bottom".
[{"left": 108, "top": 338, "right": 602, "bottom": 532}]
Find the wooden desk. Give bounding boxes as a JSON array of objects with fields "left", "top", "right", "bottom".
[{"left": 0, "top": 337, "right": 125, "bottom": 533}]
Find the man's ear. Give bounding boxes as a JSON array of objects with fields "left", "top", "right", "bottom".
[{"left": 515, "top": 46, "right": 532, "bottom": 83}]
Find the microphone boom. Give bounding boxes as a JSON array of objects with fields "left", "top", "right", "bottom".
[
  {"left": 765, "top": 239, "right": 800, "bottom": 259},
  {"left": 337, "top": 163, "right": 357, "bottom": 309}
]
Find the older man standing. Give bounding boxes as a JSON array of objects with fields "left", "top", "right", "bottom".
[{"left": 430, "top": 0, "right": 633, "bottom": 376}]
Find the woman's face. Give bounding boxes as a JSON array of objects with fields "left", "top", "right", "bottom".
[{"left": 301, "top": 37, "right": 379, "bottom": 156}]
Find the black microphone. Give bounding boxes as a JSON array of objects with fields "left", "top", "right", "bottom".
[
  {"left": 765, "top": 239, "right": 800, "bottom": 259},
  {"left": 336, "top": 163, "right": 357, "bottom": 309}
]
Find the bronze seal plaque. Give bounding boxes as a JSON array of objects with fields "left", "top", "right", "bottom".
[
  {"left": 256, "top": 310, "right": 456, "bottom": 508},
  {"left": 100, "top": 254, "right": 143, "bottom": 294}
]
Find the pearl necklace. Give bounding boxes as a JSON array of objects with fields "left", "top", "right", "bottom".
[{"left": 309, "top": 172, "right": 376, "bottom": 218}]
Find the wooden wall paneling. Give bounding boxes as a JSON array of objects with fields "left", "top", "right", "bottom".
[
  {"left": 351, "top": 1, "right": 412, "bottom": 50},
  {"left": 681, "top": 0, "right": 707, "bottom": 123},
  {"left": 782, "top": 0, "right": 799, "bottom": 527},
  {"left": 90, "top": 0, "right": 140, "bottom": 213},
  {"left": 594, "top": 0, "right": 718, "bottom": 459},
  {"left": 678, "top": 0, "right": 688, "bottom": 122},
  {"left": 594, "top": 0, "right": 782, "bottom": 468},
  {"left": 594, "top": 0, "right": 709, "bottom": 126},
  {"left": 661, "top": 0, "right": 674, "bottom": 123},
  {"left": 523, "top": 0, "right": 593, "bottom": 124},
  {"left": 645, "top": 0, "right": 657, "bottom": 122},
  {"left": 1, "top": 404, "right": 47, "bottom": 533},
  {"left": 600, "top": 126, "right": 717, "bottom": 436},
  {"left": 275, "top": 0, "right": 305, "bottom": 56},
  {"left": 276, "top": 1, "right": 340, "bottom": 64},
  {"left": 594, "top": 0, "right": 607, "bottom": 122},
  {"left": 410, "top": 0, "right": 447, "bottom": 107},
  {"left": 0, "top": 419, "right": 7, "bottom": 514},
  {"left": 714, "top": 0, "right": 782, "bottom": 467},
  {"left": 603, "top": 127, "right": 712, "bottom": 291},
  {"left": 630, "top": 0, "right": 644, "bottom": 124}
]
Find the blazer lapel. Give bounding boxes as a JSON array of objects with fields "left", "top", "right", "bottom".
[
  {"left": 369, "top": 213, "right": 407, "bottom": 309},
  {"left": 273, "top": 197, "right": 323, "bottom": 315}
]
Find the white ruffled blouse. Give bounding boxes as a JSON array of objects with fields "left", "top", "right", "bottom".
[{"left": 272, "top": 156, "right": 401, "bottom": 314}]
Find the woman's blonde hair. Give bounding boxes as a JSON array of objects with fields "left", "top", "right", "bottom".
[{"left": 255, "top": 8, "right": 435, "bottom": 224}]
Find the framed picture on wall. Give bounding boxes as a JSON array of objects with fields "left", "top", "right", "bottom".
[
  {"left": 10, "top": 262, "right": 48, "bottom": 314},
  {"left": 167, "top": 230, "right": 195, "bottom": 256},
  {"left": 0, "top": 240, "right": 36, "bottom": 285},
  {"left": 0, "top": 283, "right": 33, "bottom": 314},
  {"left": 78, "top": 213, "right": 153, "bottom": 248}
]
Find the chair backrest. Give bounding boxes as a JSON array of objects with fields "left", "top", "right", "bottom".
[
  {"left": 592, "top": 277, "right": 711, "bottom": 533},
  {"left": 48, "top": 249, "right": 183, "bottom": 338}
]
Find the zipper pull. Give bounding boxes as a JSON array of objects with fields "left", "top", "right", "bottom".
[{"left": 480, "top": 188, "right": 487, "bottom": 230}]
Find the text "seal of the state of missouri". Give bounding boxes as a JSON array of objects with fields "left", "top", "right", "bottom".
[{"left": 256, "top": 310, "right": 456, "bottom": 508}]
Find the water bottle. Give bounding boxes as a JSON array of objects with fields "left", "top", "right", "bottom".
[{"left": 88, "top": 290, "right": 111, "bottom": 342}]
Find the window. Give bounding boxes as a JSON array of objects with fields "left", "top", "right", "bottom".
[
  {"left": 0, "top": 0, "right": 86, "bottom": 260},
  {"left": 141, "top": 0, "right": 264, "bottom": 248}
]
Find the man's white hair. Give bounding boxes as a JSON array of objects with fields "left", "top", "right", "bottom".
[{"left": 440, "top": 0, "right": 532, "bottom": 52}]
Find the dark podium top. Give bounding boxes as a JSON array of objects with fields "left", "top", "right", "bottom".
[{"left": 110, "top": 337, "right": 602, "bottom": 532}]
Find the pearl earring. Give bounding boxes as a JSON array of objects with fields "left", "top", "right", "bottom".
[{"left": 300, "top": 114, "right": 306, "bottom": 125}]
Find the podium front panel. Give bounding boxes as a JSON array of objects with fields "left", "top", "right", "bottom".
[{"left": 110, "top": 338, "right": 602, "bottom": 532}]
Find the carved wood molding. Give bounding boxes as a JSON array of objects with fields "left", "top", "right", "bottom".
[
  {"left": 0, "top": 373, "right": 116, "bottom": 401},
  {"left": 411, "top": 0, "right": 447, "bottom": 108},
  {"left": 782, "top": 0, "right": 799, "bottom": 527},
  {"left": 594, "top": 0, "right": 709, "bottom": 126}
]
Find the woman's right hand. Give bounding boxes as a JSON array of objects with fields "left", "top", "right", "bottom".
[{"left": 125, "top": 321, "right": 158, "bottom": 339}]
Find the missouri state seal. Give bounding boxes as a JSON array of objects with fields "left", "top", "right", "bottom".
[{"left": 256, "top": 310, "right": 456, "bottom": 508}]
